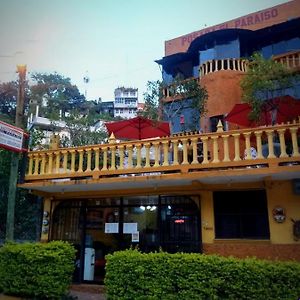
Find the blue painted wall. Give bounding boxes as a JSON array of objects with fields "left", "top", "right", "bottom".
[{"left": 261, "top": 37, "right": 300, "bottom": 58}]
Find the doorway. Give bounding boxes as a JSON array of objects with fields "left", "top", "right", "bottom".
[{"left": 50, "top": 195, "right": 201, "bottom": 283}]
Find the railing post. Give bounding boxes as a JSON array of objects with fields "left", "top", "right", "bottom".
[
  {"left": 55, "top": 151, "right": 60, "bottom": 173},
  {"left": 77, "top": 149, "right": 84, "bottom": 172},
  {"left": 266, "top": 130, "right": 276, "bottom": 158},
  {"left": 244, "top": 132, "right": 252, "bottom": 160},
  {"left": 152, "top": 142, "right": 160, "bottom": 167},
  {"left": 222, "top": 135, "right": 230, "bottom": 162},
  {"left": 144, "top": 143, "right": 151, "bottom": 168},
  {"left": 70, "top": 150, "right": 76, "bottom": 172},
  {"left": 221, "top": 59, "right": 224, "bottom": 70},
  {"left": 290, "top": 127, "right": 300, "bottom": 157},
  {"left": 33, "top": 153, "right": 40, "bottom": 175},
  {"left": 118, "top": 145, "right": 124, "bottom": 170},
  {"left": 162, "top": 141, "right": 169, "bottom": 166},
  {"left": 40, "top": 153, "right": 46, "bottom": 175},
  {"left": 27, "top": 153, "right": 34, "bottom": 176},
  {"left": 172, "top": 140, "right": 179, "bottom": 166},
  {"left": 201, "top": 137, "right": 209, "bottom": 164},
  {"left": 127, "top": 145, "right": 133, "bottom": 168},
  {"left": 232, "top": 133, "right": 241, "bottom": 161},
  {"left": 47, "top": 152, "right": 53, "bottom": 174},
  {"left": 110, "top": 146, "right": 116, "bottom": 171},
  {"left": 101, "top": 147, "right": 108, "bottom": 171},
  {"left": 136, "top": 144, "right": 142, "bottom": 169},
  {"left": 211, "top": 136, "right": 220, "bottom": 163},
  {"left": 277, "top": 129, "right": 288, "bottom": 158},
  {"left": 191, "top": 137, "right": 199, "bottom": 164},
  {"left": 181, "top": 139, "right": 189, "bottom": 165},
  {"left": 93, "top": 147, "right": 100, "bottom": 171},
  {"left": 61, "top": 150, "right": 68, "bottom": 172},
  {"left": 254, "top": 130, "right": 263, "bottom": 159},
  {"left": 85, "top": 148, "right": 92, "bottom": 172}
]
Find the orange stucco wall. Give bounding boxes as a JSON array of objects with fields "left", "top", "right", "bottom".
[
  {"left": 165, "top": 0, "right": 300, "bottom": 56},
  {"left": 200, "top": 70, "right": 244, "bottom": 132}
]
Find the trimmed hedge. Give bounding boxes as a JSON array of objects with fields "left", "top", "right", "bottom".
[
  {"left": 0, "top": 241, "right": 76, "bottom": 299},
  {"left": 105, "top": 250, "right": 300, "bottom": 300}
]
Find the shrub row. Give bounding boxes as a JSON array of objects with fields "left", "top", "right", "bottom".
[
  {"left": 105, "top": 249, "right": 300, "bottom": 300},
  {"left": 0, "top": 241, "right": 76, "bottom": 299}
]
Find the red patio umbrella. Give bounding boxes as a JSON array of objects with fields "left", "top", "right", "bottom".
[
  {"left": 105, "top": 116, "right": 170, "bottom": 140},
  {"left": 225, "top": 96, "right": 300, "bottom": 127}
]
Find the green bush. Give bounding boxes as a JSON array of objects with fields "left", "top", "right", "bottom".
[
  {"left": 105, "top": 250, "right": 300, "bottom": 300},
  {"left": 0, "top": 241, "right": 76, "bottom": 299}
]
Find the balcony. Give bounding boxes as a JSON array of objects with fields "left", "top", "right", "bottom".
[
  {"left": 273, "top": 51, "right": 300, "bottom": 72},
  {"left": 20, "top": 121, "right": 300, "bottom": 195},
  {"left": 162, "top": 78, "right": 199, "bottom": 102},
  {"left": 199, "top": 58, "right": 248, "bottom": 77}
]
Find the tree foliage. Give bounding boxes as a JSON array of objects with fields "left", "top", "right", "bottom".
[
  {"left": 141, "top": 76, "right": 208, "bottom": 132},
  {"left": 240, "top": 52, "right": 296, "bottom": 121},
  {"left": 29, "top": 72, "right": 85, "bottom": 119}
]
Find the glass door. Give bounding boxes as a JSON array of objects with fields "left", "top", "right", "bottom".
[{"left": 160, "top": 196, "right": 201, "bottom": 253}]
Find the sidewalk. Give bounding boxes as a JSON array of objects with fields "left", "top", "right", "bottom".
[{"left": 69, "top": 284, "right": 106, "bottom": 300}]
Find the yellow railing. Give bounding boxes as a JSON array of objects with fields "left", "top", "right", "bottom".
[{"left": 24, "top": 120, "right": 300, "bottom": 182}]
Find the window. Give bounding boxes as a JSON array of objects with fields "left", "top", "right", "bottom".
[{"left": 214, "top": 190, "right": 270, "bottom": 239}]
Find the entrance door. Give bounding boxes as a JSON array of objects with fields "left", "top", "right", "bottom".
[
  {"left": 160, "top": 196, "right": 201, "bottom": 253},
  {"left": 83, "top": 206, "right": 120, "bottom": 282}
]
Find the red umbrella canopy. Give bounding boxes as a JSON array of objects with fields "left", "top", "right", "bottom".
[
  {"left": 225, "top": 96, "right": 300, "bottom": 127},
  {"left": 105, "top": 116, "right": 170, "bottom": 140}
]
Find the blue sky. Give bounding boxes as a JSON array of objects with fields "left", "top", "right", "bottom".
[{"left": 0, "top": 0, "right": 289, "bottom": 101}]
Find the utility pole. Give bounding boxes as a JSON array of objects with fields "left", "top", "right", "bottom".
[{"left": 6, "top": 65, "right": 27, "bottom": 241}]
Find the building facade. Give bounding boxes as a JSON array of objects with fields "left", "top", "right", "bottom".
[
  {"left": 19, "top": 0, "right": 300, "bottom": 284},
  {"left": 157, "top": 0, "right": 300, "bottom": 133},
  {"left": 114, "top": 87, "right": 138, "bottom": 119}
]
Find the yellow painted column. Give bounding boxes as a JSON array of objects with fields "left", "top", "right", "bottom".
[{"left": 41, "top": 197, "right": 52, "bottom": 242}]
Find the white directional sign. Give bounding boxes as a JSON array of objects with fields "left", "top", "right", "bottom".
[{"left": 0, "top": 120, "right": 26, "bottom": 152}]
